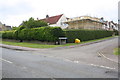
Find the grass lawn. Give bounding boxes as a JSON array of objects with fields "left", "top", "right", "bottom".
[
  {"left": 63, "top": 36, "right": 115, "bottom": 46},
  {"left": 2, "top": 41, "right": 63, "bottom": 48},
  {"left": 1, "top": 36, "right": 116, "bottom": 48},
  {"left": 113, "top": 48, "right": 120, "bottom": 55}
]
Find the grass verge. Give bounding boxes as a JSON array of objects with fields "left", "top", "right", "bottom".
[
  {"left": 2, "top": 41, "right": 63, "bottom": 48},
  {"left": 113, "top": 48, "right": 120, "bottom": 55},
  {"left": 1, "top": 36, "right": 116, "bottom": 48},
  {"left": 62, "top": 36, "right": 116, "bottom": 46}
]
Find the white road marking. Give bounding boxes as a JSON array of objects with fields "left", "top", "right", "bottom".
[
  {"left": 98, "top": 52, "right": 118, "bottom": 63},
  {"left": 74, "top": 61, "right": 79, "bottom": 63},
  {"left": 64, "top": 59, "right": 72, "bottom": 62},
  {"left": 100, "top": 53, "right": 118, "bottom": 63},
  {"left": 0, "top": 58, "right": 13, "bottom": 64},
  {"left": 65, "top": 59, "right": 116, "bottom": 70},
  {"left": 90, "top": 64, "right": 116, "bottom": 70},
  {"left": 22, "top": 66, "right": 27, "bottom": 69},
  {"left": 28, "top": 52, "right": 117, "bottom": 70}
]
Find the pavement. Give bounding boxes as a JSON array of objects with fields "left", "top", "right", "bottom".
[{"left": 0, "top": 44, "right": 43, "bottom": 51}]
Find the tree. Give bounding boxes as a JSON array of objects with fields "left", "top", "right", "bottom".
[
  {"left": 12, "top": 26, "right": 19, "bottom": 30},
  {"left": 19, "top": 17, "right": 48, "bottom": 29}
]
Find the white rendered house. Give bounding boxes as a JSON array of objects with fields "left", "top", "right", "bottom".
[{"left": 40, "top": 14, "right": 68, "bottom": 29}]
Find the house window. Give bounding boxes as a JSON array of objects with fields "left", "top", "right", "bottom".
[{"left": 61, "top": 22, "right": 63, "bottom": 25}]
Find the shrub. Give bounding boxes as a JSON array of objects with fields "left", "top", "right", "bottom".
[
  {"left": 0, "top": 31, "right": 4, "bottom": 38},
  {"left": 12, "top": 26, "right": 19, "bottom": 30},
  {"left": 20, "top": 27, "right": 65, "bottom": 42},
  {"left": 2, "top": 28, "right": 114, "bottom": 43},
  {"left": 64, "top": 29, "right": 113, "bottom": 43},
  {"left": 113, "top": 30, "right": 119, "bottom": 35},
  {"left": 2, "top": 31, "right": 14, "bottom": 39},
  {"left": 19, "top": 17, "right": 48, "bottom": 29},
  {"left": 2, "top": 26, "right": 65, "bottom": 42}
]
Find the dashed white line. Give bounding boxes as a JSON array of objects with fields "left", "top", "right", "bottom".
[
  {"left": 65, "top": 59, "right": 116, "bottom": 70},
  {"left": 23, "top": 52, "right": 117, "bottom": 70},
  {"left": 0, "top": 58, "right": 13, "bottom": 64},
  {"left": 73, "top": 61, "right": 79, "bottom": 63},
  {"left": 90, "top": 64, "right": 116, "bottom": 70}
]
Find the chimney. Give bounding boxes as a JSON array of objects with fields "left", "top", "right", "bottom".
[
  {"left": 46, "top": 15, "right": 49, "bottom": 18},
  {"left": 100, "top": 17, "right": 104, "bottom": 20},
  {"left": 3, "top": 24, "right": 6, "bottom": 26},
  {"left": 37, "top": 18, "right": 39, "bottom": 20}
]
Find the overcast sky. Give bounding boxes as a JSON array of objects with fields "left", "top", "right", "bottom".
[{"left": 0, "top": 0, "right": 119, "bottom": 27}]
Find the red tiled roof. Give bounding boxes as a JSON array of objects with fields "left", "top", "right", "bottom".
[{"left": 40, "top": 14, "right": 63, "bottom": 24}]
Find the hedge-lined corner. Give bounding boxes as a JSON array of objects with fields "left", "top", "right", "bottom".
[
  {"left": 1, "top": 27, "right": 118, "bottom": 43},
  {"left": 0, "top": 31, "right": 4, "bottom": 38},
  {"left": 2, "top": 27, "right": 65, "bottom": 42},
  {"left": 64, "top": 29, "right": 114, "bottom": 43},
  {"left": 113, "top": 30, "right": 119, "bottom": 35},
  {"left": 2, "top": 31, "right": 15, "bottom": 39}
]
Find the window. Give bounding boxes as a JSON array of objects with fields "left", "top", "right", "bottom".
[{"left": 61, "top": 22, "right": 63, "bottom": 25}]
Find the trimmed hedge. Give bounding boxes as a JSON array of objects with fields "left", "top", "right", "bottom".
[
  {"left": 0, "top": 31, "right": 4, "bottom": 38},
  {"left": 113, "top": 30, "right": 119, "bottom": 35},
  {"left": 2, "top": 31, "right": 15, "bottom": 39},
  {"left": 64, "top": 29, "right": 114, "bottom": 43},
  {"left": 2, "top": 27, "right": 65, "bottom": 42},
  {"left": 1, "top": 27, "right": 118, "bottom": 43}
]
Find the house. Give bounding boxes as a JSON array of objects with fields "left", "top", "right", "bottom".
[
  {"left": 104, "top": 21, "right": 118, "bottom": 30},
  {"left": 39, "top": 14, "right": 68, "bottom": 29},
  {"left": 0, "top": 22, "right": 3, "bottom": 31},
  {"left": 0, "top": 22, "right": 11, "bottom": 31},
  {"left": 64, "top": 16, "right": 106, "bottom": 30}
]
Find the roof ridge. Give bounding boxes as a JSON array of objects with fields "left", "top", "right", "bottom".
[
  {"left": 47, "top": 14, "right": 63, "bottom": 18},
  {"left": 40, "top": 14, "right": 63, "bottom": 24}
]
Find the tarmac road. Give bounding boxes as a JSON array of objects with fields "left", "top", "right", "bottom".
[
  {"left": 1, "top": 37, "right": 119, "bottom": 78},
  {"left": 33, "top": 37, "right": 118, "bottom": 70}
]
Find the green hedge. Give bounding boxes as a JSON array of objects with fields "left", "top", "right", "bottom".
[
  {"left": 113, "top": 30, "right": 119, "bottom": 35},
  {"left": 0, "top": 31, "right": 4, "bottom": 38},
  {"left": 1, "top": 27, "right": 117, "bottom": 43},
  {"left": 2, "top": 31, "right": 15, "bottom": 39},
  {"left": 2, "top": 27, "right": 65, "bottom": 42},
  {"left": 64, "top": 29, "right": 113, "bottom": 43}
]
